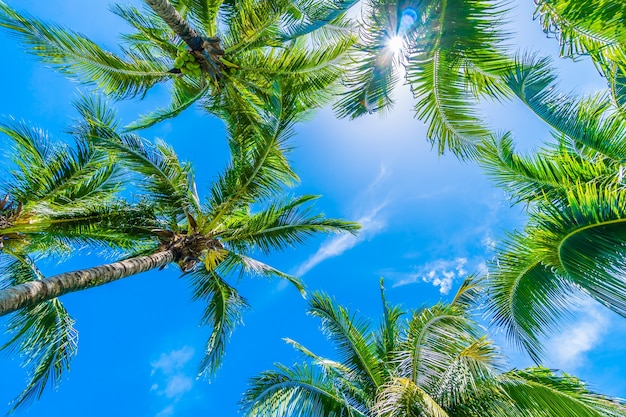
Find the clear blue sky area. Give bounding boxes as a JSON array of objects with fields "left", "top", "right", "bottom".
[{"left": 1, "top": 1, "right": 625, "bottom": 416}]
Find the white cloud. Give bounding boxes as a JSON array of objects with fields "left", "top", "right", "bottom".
[
  {"left": 151, "top": 346, "right": 194, "bottom": 376},
  {"left": 155, "top": 405, "right": 175, "bottom": 417},
  {"left": 150, "top": 346, "right": 196, "bottom": 416},
  {"left": 295, "top": 202, "right": 387, "bottom": 276},
  {"left": 393, "top": 258, "right": 468, "bottom": 294},
  {"left": 545, "top": 299, "right": 610, "bottom": 371}
]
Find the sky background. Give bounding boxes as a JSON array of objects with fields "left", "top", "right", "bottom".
[{"left": 0, "top": 1, "right": 625, "bottom": 416}]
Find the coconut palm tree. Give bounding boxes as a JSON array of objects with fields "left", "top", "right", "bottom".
[
  {"left": 0, "top": 95, "right": 359, "bottom": 411},
  {"left": 533, "top": 0, "right": 626, "bottom": 112},
  {"left": 477, "top": 57, "right": 626, "bottom": 361},
  {"left": 0, "top": 0, "right": 356, "bottom": 130},
  {"left": 334, "top": 0, "right": 514, "bottom": 158},
  {"left": 242, "top": 278, "right": 626, "bottom": 416},
  {"left": 0, "top": 98, "right": 163, "bottom": 411}
]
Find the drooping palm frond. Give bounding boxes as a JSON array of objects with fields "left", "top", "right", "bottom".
[
  {"left": 485, "top": 231, "right": 574, "bottom": 362},
  {"left": 477, "top": 132, "right": 615, "bottom": 205},
  {"left": 533, "top": 0, "right": 626, "bottom": 111},
  {"left": 242, "top": 363, "right": 361, "bottom": 417},
  {"left": 504, "top": 55, "right": 626, "bottom": 162},
  {"left": 0, "top": 254, "right": 78, "bottom": 413},
  {"left": 187, "top": 269, "right": 248, "bottom": 377},
  {"left": 502, "top": 367, "right": 626, "bottom": 417},
  {"left": 0, "top": 1, "right": 171, "bottom": 99}
]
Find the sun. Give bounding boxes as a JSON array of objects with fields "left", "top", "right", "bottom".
[{"left": 386, "top": 36, "right": 404, "bottom": 54}]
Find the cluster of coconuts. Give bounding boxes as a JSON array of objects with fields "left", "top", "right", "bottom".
[{"left": 173, "top": 48, "right": 202, "bottom": 77}]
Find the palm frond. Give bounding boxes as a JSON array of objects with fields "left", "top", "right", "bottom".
[
  {"left": 221, "top": 194, "right": 360, "bottom": 254},
  {"left": 308, "top": 292, "right": 384, "bottom": 390},
  {"left": 485, "top": 231, "right": 575, "bottom": 362},
  {"left": 502, "top": 367, "right": 626, "bottom": 417},
  {"left": 374, "top": 376, "right": 451, "bottom": 417},
  {"left": 0, "top": 2, "right": 170, "bottom": 99},
  {"left": 0, "top": 255, "right": 77, "bottom": 414},
  {"left": 188, "top": 270, "right": 248, "bottom": 378},
  {"left": 217, "top": 251, "right": 306, "bottom": 295},
  {"left": 398, "top": 303, "right": 481, "bottom": 389},
  {"left": 124, "top": 77, "right": 211, "bottom": 131},
  {"left": 241, "top": 362, "right": 361, "bottom": 417},
  {"left": 504, "top": 55, "right": 626, "bottom": 162}
]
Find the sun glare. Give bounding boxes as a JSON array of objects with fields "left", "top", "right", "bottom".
[{"left": 387, "top": 36, "right": 404, "bottom": 54}]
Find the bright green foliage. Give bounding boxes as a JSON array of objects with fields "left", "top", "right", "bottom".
[
  {"left": 0, "top": 0, "right": 355, "bottom": 130},
  {"left": 479, "top": 56, "right": 626, "bottom": 361},
  {"left": 0, "top": 94, "right": 359, "bottom": 410},
  {"left": 336, "top": 0, "right": 514, "bottom": 158},
  {"left": 534, "top": 0, "right": 626, "bottom": 112},
  {"left": 242, "top": 278, "right": 626, "bottom": 416},
  {"left": 0, "top": 101, "right": 162, "bottom": 411}
]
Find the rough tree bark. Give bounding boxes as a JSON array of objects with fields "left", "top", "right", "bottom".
[{"left": 0, "top": 249, "right": 175, "bottom": 316}]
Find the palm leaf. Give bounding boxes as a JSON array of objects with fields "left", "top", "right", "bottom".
[
  {"left": 502, "top": 367, "right": 626, "bottom": 417},
  {"left": 0, "top": 255, "right": 78, "bottom": 413},
  {"left": 0, "top": 2, "right": 170, "bottom": 99},
  {"left": 188, "top": 270, "right": 248, "bottom": 377}
]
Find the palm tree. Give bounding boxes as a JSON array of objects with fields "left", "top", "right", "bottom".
[
  {"left": 477, "top": 57, "right": 626, "bottom": 361},
  {"left": 0, "top": 95, "right": 359, "bottom": 411},
  {"left": 533, "top": 0, "right": 626, "bottom": 112},
  {"left": 242, "top": 278, "right": 626, "bottom": 416},
  {"left": 334, "top": 0, "right": 514, "bottom": 158},
  {"left": 0, "top": 0, "right": 356, "bottom": 130},
  {"left": 0, "top": 98, "right": 162, "bottom": 411}
]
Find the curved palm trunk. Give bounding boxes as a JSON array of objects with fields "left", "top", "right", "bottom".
[
  {"left": 144, "top": 0, "right": 204, "bottom": 50},
  {"left": 0, "top": 249, "right": 175, "bottom": 317},
  {"left": 144, "top": 0, "right": 224, "bottom": 78}
]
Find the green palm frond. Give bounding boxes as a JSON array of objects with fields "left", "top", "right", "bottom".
[
  {"left": 217, "top": 251, "right": 306, "bottom": 295},
  {"left": 504, "top": 55, "right": 626, "bottom": 162},
  {"left": 188, "top": 270, "right": 248, "bottom": 378},
  {"left": 486, "top": 230, "right": 577, "bottom": 362},
  {"left": 204, "top": 113, "right": 297, "bottom": 227},
  {"left": 398, "top": 303, "right": 482, "bottom": 388},
  {"left": 99, "top": 134, "right": 201, "bottom": 221},
  {"left": 376, "top": 278, "right": 404, "bottom": 363},
  {"left": 374, "top": 376, "right": 451, "bottom": 417},
  {"left": 124, "top": 77, "right": 211, "bottom": 131},
  {"left": 486, "top": 181, "right": 626, "bottom": 361},
  {"left": 278, "top": 0, "right": 358, "bottom": 41},
  {"left": 477, "top": 133, "right": 615, "bottom": 205},
  {"left": 433, "top": 337, "right": 500, "bottom": 409},
  {"left": 533, "top": 0, "right": 626, "bottom": 109},
  {"left": 308, "top": 292, "right": 384, "bottom": 390},
  {"left": 0, "top": 2, "right": 170, "bottom": 99},
  {"left": 221, "top": 194, "right": 359, "bottom": 254},
  {"left": 502, "top": 367, "right": 626, "bottom": 417},
  {"left": 242, "top": 363, "right": 360, "bottom": 417},
  {"left": 0, "top": 255, "right": 77, "bottom": 413},
  {"left": 531, "top": 183, "right": 626, "bottom": 315}
]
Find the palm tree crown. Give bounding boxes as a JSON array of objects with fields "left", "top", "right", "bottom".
[
  {"left": 0, "top": 0, "right": 355, "bottom": 130},
  {"left": 242, "top": 278, "right": 626, "bottom": 416},
  {"left": 0, "top": 95, "right": 359, "bottom": 411}
]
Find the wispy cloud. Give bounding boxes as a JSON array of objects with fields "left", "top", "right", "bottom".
[
  {"left": 294, "top": 166, "right": 390, "bottom": 277},
  {"left": 393, "top": 258, "right": 469, "bottom": 294},
  {"left": 295, "top": 202, "right": 387, "bottom": 276},
  {"left": 545, "top": 299, "right": 609, "bottom": 371},
  {"left": 150, "top": 346, "right": 195, "bottom": 416}
]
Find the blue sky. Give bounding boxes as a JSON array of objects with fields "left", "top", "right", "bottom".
[{"left": 1, "top": 1, "right": 625, "bottom": 416}]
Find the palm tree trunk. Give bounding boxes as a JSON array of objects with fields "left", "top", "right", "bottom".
[
  {"left": 0, "top": 249, "right": 175, "bottom": 317},
  {"left": 144, "top": 0, "right": 204, "bottom": 50}
]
